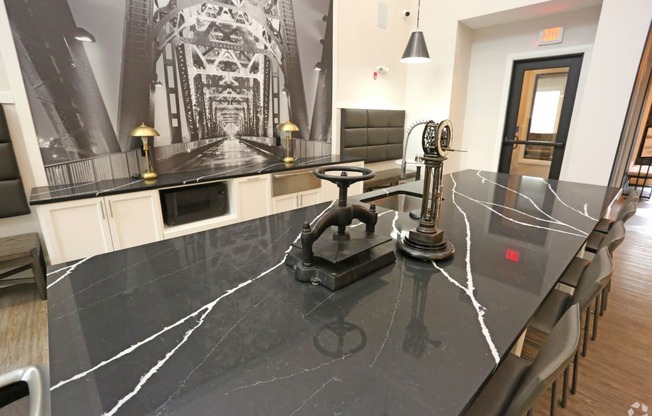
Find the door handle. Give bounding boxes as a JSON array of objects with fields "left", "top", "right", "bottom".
[
  {"left": 504, "top": 138, "right": 565, "bottom": 148},
  {"left": 100, "top": 201, "right": 106, "bottom": 220}
]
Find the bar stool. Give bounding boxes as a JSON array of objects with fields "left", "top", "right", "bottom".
[
  {"left": 559, "top": 220, "right": 625, "bottom": 288},
  {"left": 527, "top": 247, "right": 612, "bottom": 396},
  {"left": 0, "top": 233, "right": 47, "bottom": 300},
  {"left": 585, "top": 201, "right": 636, "bottom": 253},
  {"left": 464, "top": 304, "right": 580, "bottom": 416},
  {"left": 593, "top": 190, "right": 638, "bottom": 234}
]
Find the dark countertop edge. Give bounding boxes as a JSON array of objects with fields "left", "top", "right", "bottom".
[{"left": 29, "top": 156, "right": 365, "bottom": 206}]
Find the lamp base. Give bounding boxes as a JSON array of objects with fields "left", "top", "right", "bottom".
[
  {"left": 282, "top": 156, "right": 295, "bottom": 164},
  {"left": 141, "top": 171, "right": 158, "bottom": 180}
]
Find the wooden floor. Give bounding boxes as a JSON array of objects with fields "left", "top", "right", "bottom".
[{"left": 0, "top": 198, "right": 650, "bottom": 415}]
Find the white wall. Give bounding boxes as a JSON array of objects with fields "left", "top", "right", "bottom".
[
  {"left": 0, "top": 1, "right": 48, "bottom": 238},
  {"left": 562, "top": 0, "right": 652, "bottom": 185},
  {"left": 460, "top": 7, "right": 601, "bottom": 174},
  {"left": 332, "top": 0, "right": 411, "bottom": 152}
]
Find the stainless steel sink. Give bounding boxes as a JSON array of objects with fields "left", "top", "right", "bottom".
[{"left": 362, "top": 192, "right": 422, "bottom": 213}]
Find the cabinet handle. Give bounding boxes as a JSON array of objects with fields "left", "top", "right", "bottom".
[
  {"left": 299, "top": 194, "right": 303, "bottom": 206},
  {"left": 245, "top": 177, "right": 264, "bottom": 182},
  {"left": 296, "top": 194, "right": 299, "bottom": 207},
  {"left": 108, "top": 201, "right": 114, "bottom": 218},
  {"left": 100, "top": 201, "right": 106, "bottom": 220}
]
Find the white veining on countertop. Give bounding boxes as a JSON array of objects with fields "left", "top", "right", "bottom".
[
  {"left": 183, "top": 166, "right": 248, "bottom": 184},
  {"left": 539, "top": 177, "right": 598, "bottom": 221},
  {"left": 155, "top": 295, "right": 271, "bottom": 415},
  {"left": 303, "top": 292, "right": 335, "bottom": 317},
  {"left": 228, "top": 355, "right": 350, "bottom": 395},
  {"left": 289, "top": 377, "right": 342, "bottom": 416},
  {"left": 370, "top": 262, "right": 405, "bottom": 367},
  {"left": 31, "top": 179, "right": 103, "bottom": 197},
  {"left": 95, "top": 179, "right": 143, "bottom": 196},
  {"left": 466, "top": 171, "right": 589, "bottom": 237},
  {"left": 434, "top": 174, "right": 500, "bottom": 364},
  {"left": 454, "top": 192, "right": 588, "bottom": 237},
  {"left": 258, "top": 161, "right": 287, "bottom": 173},
  {"left": 51, "top": 201, "right": 338, "bottom": 412},
  {"left": 46, "top": 256, "right": 93, "bottom": 289},
  {"left": 296, "top": 155, "right": 334, "bottom": 166}
]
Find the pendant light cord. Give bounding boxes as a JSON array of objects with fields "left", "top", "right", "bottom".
[{"left": 417, "top": 0, "right": 421, "bottom": 29}]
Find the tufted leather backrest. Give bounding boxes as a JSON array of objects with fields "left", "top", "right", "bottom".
[
  {"left": 340, "top": 108, "right": 405, "bottom": 163},
  {"left": 0, "top": 106, "right": 30, "bottom": 218}
]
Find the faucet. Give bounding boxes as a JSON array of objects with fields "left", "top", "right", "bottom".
[{"left": 401, "top": 120, "right": 429, "bottom": 179}]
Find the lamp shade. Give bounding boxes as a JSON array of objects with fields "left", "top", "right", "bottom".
[
  {"left": 278, "top": 121, "right": 299, "bottom": 132},
  {"left": 129, "top": 123, "right": 160, "bottom": 137},
  {"left": 401, "top": 31, "right": 431, "bottom": 64}
]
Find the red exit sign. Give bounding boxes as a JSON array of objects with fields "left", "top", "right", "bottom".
[
  {"left": 538, "top": 27, "right": 564, "bottom": 45},
  {"left": 505, "top": 248, "right": 520, "bottom": 262}
]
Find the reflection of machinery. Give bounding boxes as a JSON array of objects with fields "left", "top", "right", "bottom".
[
  {"left": 313, "top": 315, "right": 367, "bottom": 358},
  {"left": 285, "top": 166, "right": 396, "bottom": 290},
  {"left": 402, "top": 261, "right": 441, "bottom": 357},
  {"left": 398, "top": 120, "right": 455, "bottom": 261}
]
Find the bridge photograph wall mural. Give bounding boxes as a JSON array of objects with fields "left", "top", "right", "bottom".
[{"left": 5, "top": 0, "right": 333, "bottom": 186}]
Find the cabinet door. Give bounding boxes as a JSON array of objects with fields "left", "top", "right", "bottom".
[
  {"left": 272, "top": 194, "right": 298, "bottom": 214},
  {"left": 234, "top": 175, "right": 271, "bottom": 221},
  {"left": 299, "top": 189, "right": 321, "bottom": 207},
  {"left": 36, "top": 197, "right": 113, "bottom": 265},
  {"left": 105, "top": 191, "right": 164, "bottom": 250}
]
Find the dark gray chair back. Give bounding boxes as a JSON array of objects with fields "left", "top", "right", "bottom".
[
  {"left": 572, "top": 247, "right": 613, "bottom": 309},
  {"left": 625, "top": 189, "right": 640, "bottom": 204},
  {"left": 0, "top": 107, "right": 30, "bottom": 218},
  {"left": 339, "top": 108, "right": 405, "bottom": 162},
  {"left": 504, "top": 304, "right": 581, "bottom": 415},
  {"left": 601, "top": 220, "right": 627, "bottom": 254},
  {"left": 616, "top": 200, "right": 637, "bottom": 223}
]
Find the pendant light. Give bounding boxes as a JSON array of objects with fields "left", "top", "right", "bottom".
[{"left": 401, "top": 0, "right": 430, "bottom": 64}]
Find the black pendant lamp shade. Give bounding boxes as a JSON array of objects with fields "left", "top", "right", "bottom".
[
  {"left": 401, "top": 31, "right": 430, "bottom": 63},
  {"left": 401, "top": 0, "right": 431, "bottom": 64}
]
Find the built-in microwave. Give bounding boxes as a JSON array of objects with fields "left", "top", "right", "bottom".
[{"left": 160, "top": 182, "right": 229, "bottom": 226}]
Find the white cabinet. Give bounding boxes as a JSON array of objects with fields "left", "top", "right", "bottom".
[
  {"left": 272, "top": 189, "right": 322, "bottom": 214},
  {"left": 234, "top": 174, "right": 271, "bottom": 221},
  {"left": 105, "top": 191, "right": 164, "bottom": 250},
  {"left": 319, "top": 161, "right": 365, "bottom": 202},
  {"left": 37, "top": 191, "right": 164, "bottom": 264}
]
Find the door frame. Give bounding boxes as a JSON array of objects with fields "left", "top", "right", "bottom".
[
  {"left": 491, "top": 45, "right": 593, "bottom": 178},
  {"left": 498, "top": 54, "right": 583, "bottom": 179}
]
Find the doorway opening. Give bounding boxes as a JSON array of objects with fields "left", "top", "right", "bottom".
[{"left": 498, "top": 54, "right": 583, "bottom": 179}]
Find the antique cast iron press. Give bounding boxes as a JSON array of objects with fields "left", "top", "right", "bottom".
[
  {"left": 285, "top": 166, "right": 396, "bottom": 291},
  {"left": 397, "top": 119, "right": 455, "bottom": 261}
]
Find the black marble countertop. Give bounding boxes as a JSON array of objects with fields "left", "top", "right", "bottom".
[
  {"left": 46, "top": 170, "right": 619, "bottom": 415},
  {"left": 30, "top": 154, "right": 362, "bottom": 205}
]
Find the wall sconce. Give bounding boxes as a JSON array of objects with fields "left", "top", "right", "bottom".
[
  {"left": 401, "top": 0, "right": 430, "bottom": 63},
  {"left": 130, "top": 123, "right": 160, "bottom": 180},
  {"left": 73, "top": 27, "right": 96, "bottom": 43},
  {"left": 277, "top": 121, "right": 299, "bottom": 164}
]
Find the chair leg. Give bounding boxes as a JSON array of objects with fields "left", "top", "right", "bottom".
[
  {"left": 601, "top": 285, "right": 609, "bottom": 316},
  {"left": 561, "top": 366, "right": 569, "bottom": 408},
  {"left": 582, "top": 307, "right": 590, "bottom": 357},
  {"left": 572, "top": 348, "right": 580, "bottom": 394},
  {"left": 550, "top": 380, "right": 557, "bottom": 416},
  {"left": 592, "top": 295, "right": 600, "bottom": 341}
]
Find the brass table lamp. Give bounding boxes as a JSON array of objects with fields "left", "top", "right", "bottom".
[
  {"left": 130, "top": 123, "right": 160, "bottom": 180},
  {"left": 278, "top": 121, "right": 299, "bottom": 163}
]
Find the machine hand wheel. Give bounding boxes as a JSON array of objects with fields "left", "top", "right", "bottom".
[{"left": 313, "top": 166, "right": 375, "bottom": 185}]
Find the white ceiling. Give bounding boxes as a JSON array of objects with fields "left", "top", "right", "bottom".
[{"left": 461, "top": 0, "right": 603, "bottom": 29}]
